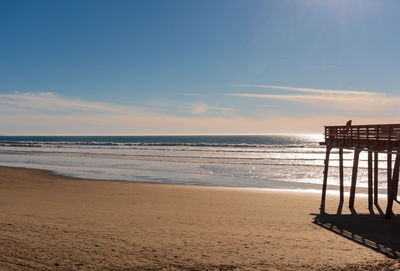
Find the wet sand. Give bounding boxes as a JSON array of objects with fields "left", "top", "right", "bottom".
[{"left": 0, "top": 166, "right": 399, "bottom": 270}]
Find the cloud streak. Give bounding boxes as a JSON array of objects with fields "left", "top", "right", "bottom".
[
  {"left": 2, "top": 113, "right": 399, "bottom": 135},
  {"left": 0, "top": 91, "right": 239, "bottom": 134},
  {"left": 228, "top": 93, "right": 377, "bottom": 102},
  {"left": 228, "top": 85, "right": 400, "bottom": 112},
  {"left": 191, "top": 102, "right": 233, "bottom": 115},
  {"left": 1, "top": 89, "right": 399, "bottom": 135},
  {"left": 0, "top": 92, "right": 130, "bottom": 114},
  {"left": 235, "top": 84, "right": 377, "bottom": 95}
]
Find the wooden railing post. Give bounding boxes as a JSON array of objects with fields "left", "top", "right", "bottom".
[
  {"left": 376, "top": 125, "right": 380, "bottom": 147},
  {"left": 342, "top": 127, "right": 345, "bottom": 146},
  {"left": 335, "top": 127, "right": 338, "bottom": 146},
  {"left": 350, "top": 127, "right": 353, "bottom": 146}
]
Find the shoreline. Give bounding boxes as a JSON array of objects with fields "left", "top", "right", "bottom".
[
  {"left": 0, "top": 163, "right": 384, "bottom": 196},
  {"left": 1, "top": 165, "right": 399, "bottom": 270}
]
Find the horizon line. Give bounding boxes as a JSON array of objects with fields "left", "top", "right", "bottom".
[{"left": 0, "top": 133, "right": 323, "bottom": 137}]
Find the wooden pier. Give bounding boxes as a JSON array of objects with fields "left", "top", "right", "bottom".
[{"left": 320, "top": 123, "right": 400, "bottom": 219}]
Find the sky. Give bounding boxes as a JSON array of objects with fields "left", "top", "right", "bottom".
[{"left": 1, "top": 0, "right": 400, "bottom": 135}]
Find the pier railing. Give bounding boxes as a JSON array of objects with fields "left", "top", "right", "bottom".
[
  {"left": 322, "top": 124, "right": 400, "bottom": 149},
  {"left": 320, "top": 123, "right": 400, "bottom": 219}
]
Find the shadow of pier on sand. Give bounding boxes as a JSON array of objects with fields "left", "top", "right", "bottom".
[{"left": 312, "top": 209, "right": 400, "bottom": 259}]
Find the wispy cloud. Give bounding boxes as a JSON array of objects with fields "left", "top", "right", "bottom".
[
  {"left": 228, "top": 84, "right": 400, "bottom": 112},
  {"left": 228, "top": 93, "right": 379, "bottom": 102},
  {"left": 0, "top": 91, "right": 238, "bottom": 134},
  {"left": 1, "top": 112, "right": 399, "bottom": 135},
  {"left": 0, "top": 92, "right": 131, "bottom": 114},
  {"left": 191, "top": 103, "right": 209, "bottom": 114},
  {"left": 234, "top": 84, "right": 376, "bottom": 95},
  {"left": 191, "top": 102, "right": 233, "bottom": 115},
  {"left": 1, "top": 90, "right": 398, "bottom": 135}
]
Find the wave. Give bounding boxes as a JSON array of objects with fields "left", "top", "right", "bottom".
[
  {"left": 0, "top": 134, "right": 390, "bottom": 190},
  {"left": 0, "top": 141, "right": 317, "bottom": 148},
  {"left": 0, "top": 140, "right": 333, "bottom": 156},
  {"left": 0, "top": 135, "right": 321, "bottom": 149},
  {"left": 0, "top": 149, "right": 386, "bottom": 168}
]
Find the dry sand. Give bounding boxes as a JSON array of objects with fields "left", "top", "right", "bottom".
[{"left": 1, "top": 166, "right": 400, "bottom": 270}]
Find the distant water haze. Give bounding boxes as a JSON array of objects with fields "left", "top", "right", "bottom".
[{"left": 0, "top": 135, "right": 392, "bottom": 192}]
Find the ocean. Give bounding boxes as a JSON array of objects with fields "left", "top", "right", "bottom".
[{"left": 0, "top": 135, "right": 391, "bottom": 192}]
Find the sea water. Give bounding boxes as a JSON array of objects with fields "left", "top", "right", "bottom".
[{"left": 0, "top": 135, "right": 392, "bottom": 191}]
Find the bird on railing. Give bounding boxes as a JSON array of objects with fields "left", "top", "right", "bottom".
[{"left": 344, "top": 120, "right": 352, "bottom": 134}]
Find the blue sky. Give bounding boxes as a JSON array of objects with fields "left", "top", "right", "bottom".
[{"left": 1, "top": 0, "right": 400, "bottom": 135}]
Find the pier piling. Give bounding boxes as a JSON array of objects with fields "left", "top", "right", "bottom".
[
  {"left": 368, "top": 151, "right": 373, "bottom": 211},
  {"left": 339, "top": 148, "right": 344, "bottom": 202},
  {"left": 349, "top": 149, "right": 360, "bottom": 210},
  {"left": 393, "top": 153, "right": 400, "bottom": 201},
  {"left": 320, "top": 123, "right": 400, "bottom": 219},
  {"left": 374, "top": 152, "right": 378, "bottom": 205},
  {"left": 386, "top": 152, "right": 400, "bottom": 219},
  {"left": 320, "top": 145, "right": 332, "bottom": 213}
]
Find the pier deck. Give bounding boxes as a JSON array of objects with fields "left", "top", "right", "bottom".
[{"left": 320, "top": 124, "right": 400, "bottom": 219}]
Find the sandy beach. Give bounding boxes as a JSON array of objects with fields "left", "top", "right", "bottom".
[{"left": 1, "top": 166, "right": 400, "bottom": 270}]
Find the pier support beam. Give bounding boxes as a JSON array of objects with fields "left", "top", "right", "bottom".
[
  {"left": 385, "top": 152, "right": 393, "bottom": 219},
  {"left": 321, "top": 145, "right": 332, "bottom": 213},
  {"left": 386, "top": 152, "right": 400, "bottom": 219},
  {"left": 368, "top": 151, "right": 373, "bottom": 212},
  {"left": 339, "top": 148, "right": 344, "bottom": 202},
  {"left": 349, "top": 149, "right": 361, "bottom": 210},
  {"left": 374, "top": 152, "right": 379, "bottom": 205},
  {"left": 393, "top": 153, "right": 400, "bottom": 204}
]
